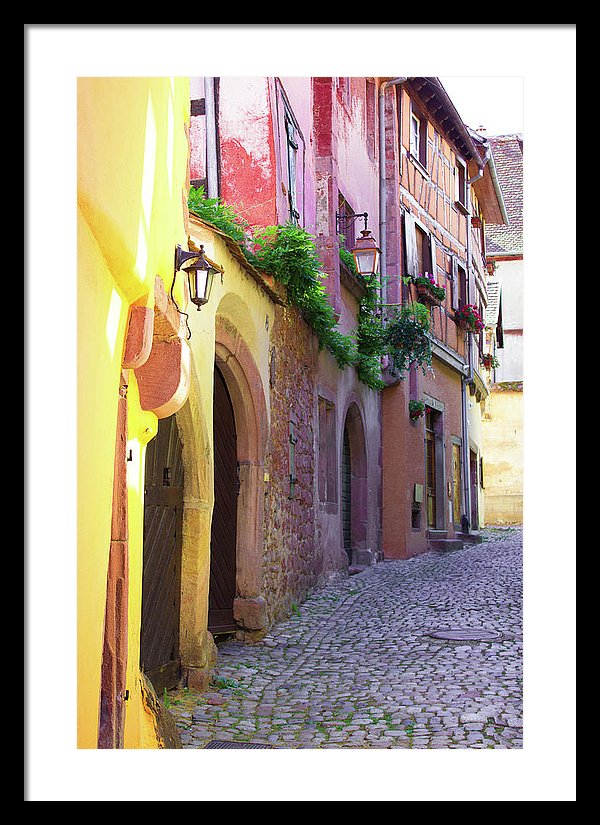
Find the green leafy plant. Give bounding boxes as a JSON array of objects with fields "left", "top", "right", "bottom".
[
  {"left": 384, "top": 301, "right": 433, "bottom": 377},
  {"left": 338, "top": 239, "right": 358, "bottom": 277},
  {"left": 248, "top": 223, "right": 357, "bottom": 369},
  {"left": 188, "top": 185, "right": 249, "bottom": 245},
  {"left": 408, "top": 399, "right": 425, "bottom": 421},
  {"left": 188, "top": 187, "right": 387, "bottom": 385},
  {"left": 162, "top": 687, "right": 180, "bottom": 708}
]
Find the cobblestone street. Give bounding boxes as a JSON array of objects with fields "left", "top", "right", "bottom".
[{"left": 167, "top": 527, "right": 523, "bottom": 750}]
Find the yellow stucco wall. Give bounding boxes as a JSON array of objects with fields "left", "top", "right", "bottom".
[
  {"left": 481, "top": 389, "right": 524, "bottom": 524},
  {"left": 77, "top": 77, "right": 191, "bottom": 748},
  {"left": 468, "top": 393, "right": 485, "bottom": 528},
  {"left": 77, "top": 78, "right": 275, "bottom": 747},
  {"left": 177, "top": 221, "right": 274, "bottom": 658}
]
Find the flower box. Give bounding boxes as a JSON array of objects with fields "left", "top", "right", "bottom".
[
  {"left": 456, "top": 304, "right": 484, "bottom": 333},
  {"left": 416, "top": 284, "right": 443, "bottom": 307},
  {"left": 481, "top": 353, "right": 500, "bottom": 370},
  {"left": 412, "top": 274, "right": 446, "bottom": 307}
]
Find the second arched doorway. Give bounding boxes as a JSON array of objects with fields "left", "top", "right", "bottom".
[
  {"left": 209, "top": 363, "right": 239, "bottom": 635},
  {"left": 341, "top": 402, "right": 368, "bottom": 565}
]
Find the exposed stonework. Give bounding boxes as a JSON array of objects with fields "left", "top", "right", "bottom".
[{"left": 261, "top": 305, "right": 328, "bottom": 627}]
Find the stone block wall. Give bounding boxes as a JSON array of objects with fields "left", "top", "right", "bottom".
[{"left": 261, "top": 304, "right": 324, "bottom": 627}]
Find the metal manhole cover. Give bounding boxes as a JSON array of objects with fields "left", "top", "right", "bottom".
[
  {"left": 428, "top": 628, "right": 501, "bottom": 641},
  {"left": 204, "top": 740, "right": 273, "bottom": 749}
]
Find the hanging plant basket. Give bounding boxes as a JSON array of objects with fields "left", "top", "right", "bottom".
[{"left": 383, "top": 301, "right": 433, "bottom": 378}]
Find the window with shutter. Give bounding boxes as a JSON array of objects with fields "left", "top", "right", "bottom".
[
  {"left": 451, "top": 257, "right": 467, "bottom": 310},
  {"left": 318, "top": 397, "right": 337, "bottom": 504},
  {"left": 277, "top": 81, "right": 305, "bottom": 227},
  {"left": 285, "top": 113, "right": 300, "bottom": 224},
  {"left": 451, "top": 257, "right": 459, "bottom": 310},
  {"left": 429, "top": 235, "right": 437, "bottom": 280},
  {"left": 404, "top": 212, "right": 418, "bottom": 278},
  {"left": 455, "top": 157, "right": 468, "bottom": 209},
  {"left": 409, "top": 104, "right": 428, "bottom": 170}
]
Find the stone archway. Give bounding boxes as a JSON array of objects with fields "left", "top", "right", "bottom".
[
  {"left": 173, "top": 360, "right": 215, "bottom": 691},
  {"left": 214, "top": 316, "right": 269, "bottom": 634},
  {"left": 341, "top": 400, "right": 368, "bottom": 564}
]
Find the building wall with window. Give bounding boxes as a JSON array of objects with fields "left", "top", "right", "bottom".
[
  {"left": 381, "top": 78, "right": 506, "bottom": 558},
  {"left": 313, "top": 77, "right": 382, "bottom": 572},
  {"left": 482, "top": 133, "right": 524, "bottom": 524},
  {"left": 187, "top": 76, "right": 382, "bottom": 632}
]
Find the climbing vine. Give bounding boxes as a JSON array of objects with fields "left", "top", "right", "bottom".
[{"left": 187, "top": 187, "right": 431, "bottom": 388}]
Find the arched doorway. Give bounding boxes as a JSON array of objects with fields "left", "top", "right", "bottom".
[
  {"left": 341, "top": 402, "right": 368, "bottom": 565},
  {"left": 140, "top": 413, "right": 184, "bottom": 693},
  {"left": 208, "top": 364, "right": 239, "bottom": 634},
  {"left": 341, "top": 425, "right": 352, "bottom": 562}
]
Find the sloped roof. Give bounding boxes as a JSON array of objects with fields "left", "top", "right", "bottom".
[{"left": 485, "top": 134, "right": 523, "bottom": 255}]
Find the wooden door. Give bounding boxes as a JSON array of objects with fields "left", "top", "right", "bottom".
[
  {"left": 209, "top": 366, "right": 238, "bottom": 634},
  {"left": 141, "top": 413, "right": 184, "bottom": 694},
  {"left": 341, "top": 426, "right": 352, "bottom": 562},
  {"left": 470, "top": 450, "right": 479, "bottom": 530},
  {"left": 452, "top": 443, "right": 462, "bottom": 526},
  {"left": 425, "top": 430, "right": 437, "bottom": 528}
]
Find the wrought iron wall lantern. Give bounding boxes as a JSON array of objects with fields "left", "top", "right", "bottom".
[
  {"left": 171, "top": 244, "right": 224, "bottom": 339},
  {"left": 335, "top": 211, "right": 381, "bottom": 277},
  {"left": 174, "top": 244, "right": 223, "bottom": 310}
]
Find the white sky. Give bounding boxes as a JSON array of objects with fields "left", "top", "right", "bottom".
[{"left": 439, "top": 76, "right": 524, "bottom": 137}]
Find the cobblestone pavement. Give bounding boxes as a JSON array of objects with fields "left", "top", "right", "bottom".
[{"left": 167, "top": 526, "right": 523, "bottom": 749}]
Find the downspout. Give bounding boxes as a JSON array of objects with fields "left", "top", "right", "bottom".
[
  {"left": 204, "top": 77, "right": 219, "bottom": 199},
  {"left": 461, "top": 144, "right": 488, "bottom": 530},
  {"left": 377, "top": 78, "right": 407, "bottom": 554}
]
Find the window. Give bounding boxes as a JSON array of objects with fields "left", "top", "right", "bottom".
[
  {"left": 415, "top": 224, "right": 432, "bottom": 275},
  {"left": 318, "top": 397, "right": 337, "bottom": 503},
  {"left": 285, "top": 110, "right": 300, "bottom": 225},
  {"left": 455, "top": 157, "right": 468, "bottom": 210},
  {"left": 410, "top": 112, "right": 420, "bottom": 157},
  {"left": 451, "top": 257, "right": 467, "bottom": 310},
  {"left": 337, "top": 193, "right": 357, "bottom": 254},
  {"left": 404, "top": 212, "right": 435, "bottom": 280},
  {"left": 409, "top": 106, "right": 428, "bottom": 169}
]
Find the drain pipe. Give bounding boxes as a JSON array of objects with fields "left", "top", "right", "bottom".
[
  {"left": 204, "top": 77, "right": 219, "bottom": 199},
  {"left": 461, "top": 144, "right": 488, "bottom": 530},
  {"left": 378, "top": 78, "right": 408, "bottom": 307}
]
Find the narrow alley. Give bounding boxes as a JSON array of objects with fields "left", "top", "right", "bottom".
[{"left": 167, "top": 527, "right": 522, "bottom": 749}]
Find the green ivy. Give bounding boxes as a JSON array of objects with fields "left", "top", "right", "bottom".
[
  {"left": 187, "top": 186, "right": 249, "bottom": 245},
  {"left": 247, "top": 223, "right": 357, "bottom": 369},
  {"left": 187, "top": 187, "right": 430, "bottom": 388}
]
